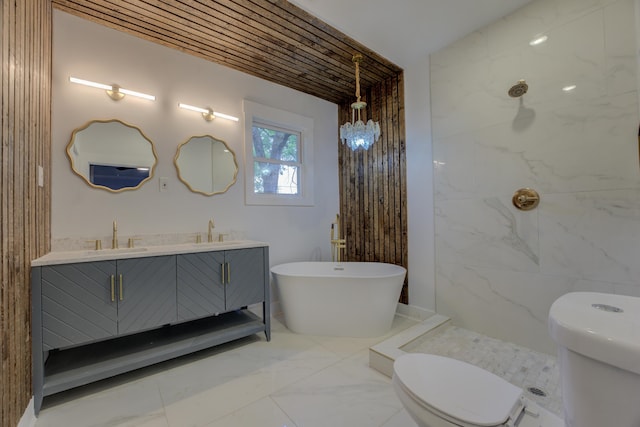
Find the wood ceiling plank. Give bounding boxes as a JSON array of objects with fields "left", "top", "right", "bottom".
[
  {"left": 220, "top": 0, "right": 378, "bottom": 81},
  {"left": 51, "top": 0, "right": 403, "bottom": 104},
  {"left": 112, "top": 0, "right": 349, "bottom": 98},
  {"left": 188, "top": 0, "right": 359, "bottom": 87},
  {"left": 54, "top": 0, "right": 346, "bottom": 102},
  {"left": 243, "top": 0, "right": 400, "bottom": 81},
  {"left": 148, "top": 0, "right": 353, "bottom": 94}
]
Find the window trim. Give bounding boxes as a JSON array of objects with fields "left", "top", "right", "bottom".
[{"left": 243, "top": 100, "right": 314, "bottom": 206}]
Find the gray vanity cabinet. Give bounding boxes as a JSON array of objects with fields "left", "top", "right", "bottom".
[
  {"left": 41, "top": 260, "right": 118, "bottom": 350},
  {"left": 177, "top": 251, "right": 226, "bottom": 320},
  {"left": 177, "top": 247, "right": 265, "bottom": 321},
  {"left": 224, "top": 248, "right": 265, "bottom": 310},
  {"left": 32, "top": 244, "right": 270, "bottom": 415},
  {"left": 40, "top": 255, "right": 176, "bottom": 350},
  {"left": 115, "top": 256, "right": 177, "bottom": 335}
]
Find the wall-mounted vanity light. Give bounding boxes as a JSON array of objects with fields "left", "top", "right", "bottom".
[
  {"left": 178, "top": 103, "right": 239, "bottom": 122},
  {"left": 69, "top": 77, "right": 156, "bottom": 101}
]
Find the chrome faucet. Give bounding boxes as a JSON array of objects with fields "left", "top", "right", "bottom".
[
  {"left": 112, "top": 220, "right": 118, "bottom": 249},
  {"left": 208, "top": 219, "right": 215, "bottom": 242}
]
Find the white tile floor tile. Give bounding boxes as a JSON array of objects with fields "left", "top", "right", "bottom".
[
  {"left": 36, "top": 316, "right": 419, "bottom": 427},
  {"left": 203, "top": 397, "right": 296, "bottom": 427},
  {"left": 36, "top": 377, "right": 167, "bottom": 427},
  {"left": 271, "top": 350, "right": 403, "bottom": 427},
  {"left": 379, "top": 409, "right": 416, "bottom": 427}
]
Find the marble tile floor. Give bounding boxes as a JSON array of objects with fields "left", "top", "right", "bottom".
[
  {"left": 402, "top": 325, "right": 563, "bottom": 417},
  {"left": 35, "top": 315, "right": 421, "bottom": 427}
]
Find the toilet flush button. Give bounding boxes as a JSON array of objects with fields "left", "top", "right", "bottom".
[{"left": 592, "top": 303, "right": 623, "bottom": 313}]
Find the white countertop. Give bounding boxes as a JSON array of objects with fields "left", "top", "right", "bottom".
[{"left": 31, "top": 240, "right": 268, "bottom": 267}]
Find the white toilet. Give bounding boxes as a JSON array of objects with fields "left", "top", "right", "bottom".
[
  {"left": 393, "top": 353, "right": 562, "bottom": 427},
  {"left": 393, "top": 291, "right": 640, "bottom": 427},
  {"left": 548, "top": 292, "right": 640, "bottom": 427}
]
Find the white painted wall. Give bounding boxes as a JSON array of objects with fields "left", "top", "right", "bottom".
[
  {"left": 52, "top": 10, "right": 339, "bottom": 268},
  {"left": 431, "top": 0, "right": 639, "bottom": 354}
]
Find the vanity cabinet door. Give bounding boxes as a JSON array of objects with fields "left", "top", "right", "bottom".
[
  {"left": 116, "top": 255, "right": 177, "bottom": 335},
  {"left": 224, "top": 248, "right": 265, "bottom": 311},
  {"left": 176, "top": 251, "right": 226, "bottom": 321},
  {"left": 41, "top": 261, "right": 118, "bottom": 350}
]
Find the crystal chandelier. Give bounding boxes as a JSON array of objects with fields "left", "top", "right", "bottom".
[{"left": 340, "top": 54, "right": 380, "bottom": 150}]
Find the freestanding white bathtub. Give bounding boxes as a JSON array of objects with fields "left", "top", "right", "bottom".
[{"left": 271, "top": 262, "right": 407, "bottom": 337}]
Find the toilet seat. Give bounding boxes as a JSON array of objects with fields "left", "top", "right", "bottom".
[{"left": 393, "top": 354, "right": 525, "bottom": 427}]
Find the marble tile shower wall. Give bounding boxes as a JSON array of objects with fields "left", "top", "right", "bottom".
[{"left": 431, "top": 0, "right": 640, "bottom": 354}]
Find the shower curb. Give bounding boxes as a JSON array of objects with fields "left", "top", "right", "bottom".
[{"left": 369, "top": 313, "right": 450, "bottom": 377}]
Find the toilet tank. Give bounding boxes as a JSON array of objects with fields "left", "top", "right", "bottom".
[
  {"left": 549, "top": 292, "right": 640, "bottom": 374},
  {"left": 549, "top": 292, "right": 640, "bottom": 427}
]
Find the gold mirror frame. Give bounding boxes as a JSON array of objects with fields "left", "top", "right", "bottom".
[
  {"left": 66, "top": 119, "right": 158, "bottom": 193},
  {"left": 174, "top": 135, "right": 239, "bottom": 196}
]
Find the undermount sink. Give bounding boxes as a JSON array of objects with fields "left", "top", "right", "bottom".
[
  {"left": 113, "top": 247, "right": 148, "bottom": 253},
  {"left": 192, "top": 240, "right": 250, "bottom": 248},
  {"left": 84, "top": 247, "right": 148, "bottom": 256}
]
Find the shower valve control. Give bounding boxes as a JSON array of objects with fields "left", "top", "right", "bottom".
[{"left": 512, "top": 188, "right": 540, "bottom": 211}]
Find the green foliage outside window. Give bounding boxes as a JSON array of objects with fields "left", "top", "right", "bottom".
[{"left": 252, "top": 125, "right": 300, "bottom": 195}]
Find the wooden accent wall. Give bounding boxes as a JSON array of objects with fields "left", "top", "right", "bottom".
[
  {"left": 1, "top": 0, "right": 52, "bottom": 424},
  {"left": 51, "top": 0, "right": 402, "bottom": 105},
  {"left": 338, "top": 72, "right": 408, "bottom": 303}
]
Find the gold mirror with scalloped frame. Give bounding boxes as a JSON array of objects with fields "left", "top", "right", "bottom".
[
  {"left": 174, "top": 135, "right": 238, "bottom": 196},
  {"left": 66, "top": 119, "right": 157, "bottom": 192}
]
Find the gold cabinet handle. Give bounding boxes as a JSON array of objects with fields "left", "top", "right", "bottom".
[
  {"left": 226, "top": 262, "right": 231, "bottom": 284},
  {"left": 119, "top": 273, "right": 124, "bottom": 301},
  {"left": 221, "top": 263, "right": 225, "bottom": 284},
  {"left": 110, "top": 275, "right": 115, "bottom": 302}
]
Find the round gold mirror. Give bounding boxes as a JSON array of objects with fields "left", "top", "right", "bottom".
[
  {"left": 66, "top": 119, "right": 157, "bottom": 192},
  {"left": 174, "top": 135, "right": 238, "bottom": 196}
]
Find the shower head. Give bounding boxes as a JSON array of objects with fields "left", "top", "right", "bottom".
[{"left": 508, "top": 80, "right": 528, "bottom": 98}]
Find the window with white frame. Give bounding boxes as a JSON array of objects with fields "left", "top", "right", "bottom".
[
  {"left": 252, "top": 123, "right": 301, "bottom": 195},
  {"left": 243, "top": 100, "right": 314, "bottom": 206}
]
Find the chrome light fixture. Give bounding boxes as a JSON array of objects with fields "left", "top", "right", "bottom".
[
  {"left": 69, "top": 77, "right": 156, "bottom": 101},
  {"left": 339, "top": 54, "right": 380, "bottom": 150},
  {"left": 178, "top": 103, "right": 240, "bottom": 122}
]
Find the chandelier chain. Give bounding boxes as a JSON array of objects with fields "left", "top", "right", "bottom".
[{"left": 339, "top": 53, "right": 381, "bottom": 150}]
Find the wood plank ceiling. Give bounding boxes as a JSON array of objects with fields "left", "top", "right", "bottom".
[{"left": 51, "top": 0, "right": 403, "bottom": 105}]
